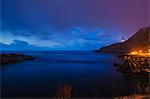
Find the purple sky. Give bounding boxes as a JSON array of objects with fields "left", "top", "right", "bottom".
[{"left": 0, "top": 0, "right": 149, "bottom": 50}]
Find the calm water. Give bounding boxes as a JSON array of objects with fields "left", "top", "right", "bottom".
[{"left": 1, "top": 51, "right": 145, "bottom": 98}]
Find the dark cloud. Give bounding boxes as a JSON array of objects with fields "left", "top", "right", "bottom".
[
  {"left": 2, "top": 0, "right": 148, "bottom": 31},
  {"left": 1, "top": 0, "right": 149, "bottom": 50},
  {"left": 0, "top": 40, "right": 52, "bottom": 51}
]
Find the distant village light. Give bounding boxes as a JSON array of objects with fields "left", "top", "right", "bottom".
[
  {"left": 129, "top": 49, "right": 150, "bottom": 57},
  {"left": 139, "top": 50, "right": 142, "bottom": 53}
]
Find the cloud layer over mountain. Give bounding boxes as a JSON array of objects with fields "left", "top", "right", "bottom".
[{"left": 1, "top": 0, "right": 149, "bottom": 50}]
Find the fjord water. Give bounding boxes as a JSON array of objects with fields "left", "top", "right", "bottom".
[{"left": 1, "top": 51, "right": 135, "bottom": 98}]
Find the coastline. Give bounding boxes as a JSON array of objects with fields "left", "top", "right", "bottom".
[{"left": 0, "top": 53, "right": 35, "bottom": 65}]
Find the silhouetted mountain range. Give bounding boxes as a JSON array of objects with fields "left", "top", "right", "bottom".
[{"left": 97, "top": 26, "right": 150, "bottom": 53}]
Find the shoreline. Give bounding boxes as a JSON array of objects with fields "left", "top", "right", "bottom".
[
  {"left": 0, "top": 53, "right": 35, "bottom": 65},
  {"left": 114, "top": 55, "right": 150, "bottom": 74}
]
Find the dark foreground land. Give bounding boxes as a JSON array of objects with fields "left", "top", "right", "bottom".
[
  {"left": 0, "top": 54, "right": 35, "bottom": 65},
  {"left": 114, "top": 55, "right": 150, "bottom": 74}
]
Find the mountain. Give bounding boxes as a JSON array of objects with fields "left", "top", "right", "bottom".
[{"left": 96, "top": 26, "right": 150, "bottom": 53}]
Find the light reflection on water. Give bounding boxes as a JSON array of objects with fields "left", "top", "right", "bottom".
[{"left": 1, "top": 51, "right": 149, "bottom": 98}]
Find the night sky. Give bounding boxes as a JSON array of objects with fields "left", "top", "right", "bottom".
[{"left": 0, "top": 0, "right": 149, "bottom": 50}]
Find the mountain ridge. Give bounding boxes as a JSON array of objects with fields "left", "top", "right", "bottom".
[{"left": 96, "top": 26, "right": 150, "bottom": 53}]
